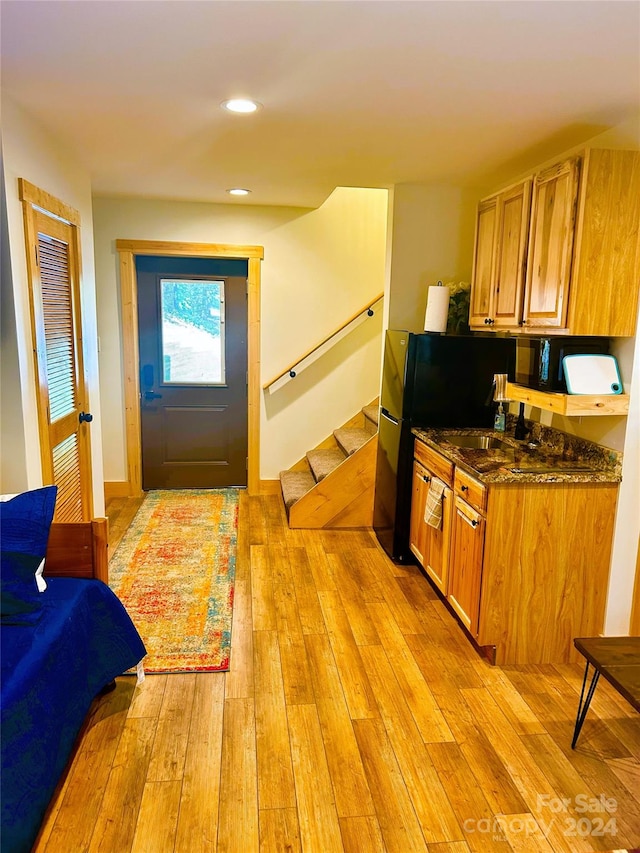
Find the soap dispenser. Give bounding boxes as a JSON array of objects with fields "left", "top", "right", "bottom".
[{"left": 494, "top": 402, "right": 506, "bottom": 432}]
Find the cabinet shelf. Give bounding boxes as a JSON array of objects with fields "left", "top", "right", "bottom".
[{"left": 506, "top": 382, "right": 629, "bottom": 417}]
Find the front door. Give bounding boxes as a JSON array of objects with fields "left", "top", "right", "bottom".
[{"left": 136, "top": 256, "right": 248, "bottom": 489}]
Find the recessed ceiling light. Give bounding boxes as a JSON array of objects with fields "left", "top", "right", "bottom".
[
  {"left": 221, "top": 98, "right": 261, "bottom": 114},
  {"left": 227, "top": 188, "right": 251, "bottom": 196}
]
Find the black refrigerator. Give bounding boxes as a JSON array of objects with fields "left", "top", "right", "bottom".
[{"left": 373, "top": 330, "right": 515, "bottom": 562}]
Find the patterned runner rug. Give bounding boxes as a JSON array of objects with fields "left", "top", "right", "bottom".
[{"left": 109, "top": 489, "right": 238, "bottom": 673}]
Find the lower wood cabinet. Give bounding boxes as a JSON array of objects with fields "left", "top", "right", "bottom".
[
  {"left": 410, "top": 442, "right": 618, "bottom": 664},
  {"left": 448, "top": 496, "right": 485, "bottom": 637},
  {"left": 409, "top": 460, "right": 430, "bottom": 567},
  {"left": 409, "top": 459, "right": 452, "bottom": 594},
  {"left": 477, "top": 482, "right": 617, "bottom": 664}
]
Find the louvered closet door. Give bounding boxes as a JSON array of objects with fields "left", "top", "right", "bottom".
[{"left": 33, "top": 210, "right": 93, "bottom": 521}]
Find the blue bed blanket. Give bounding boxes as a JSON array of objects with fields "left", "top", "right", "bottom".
[{"left": 1, "top": 578, "right": 146, "bottom": 853}]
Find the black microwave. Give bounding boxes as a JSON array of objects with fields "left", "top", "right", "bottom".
[{"left": 515, "top": 336, "right": 610, "bottom": 392}]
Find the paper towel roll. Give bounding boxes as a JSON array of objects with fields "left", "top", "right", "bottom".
[{"left": 424, "top": 284, "right": 450, "bottom": 333}]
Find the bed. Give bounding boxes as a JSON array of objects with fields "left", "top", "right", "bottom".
[{"left": 1, "top": 488, "right": 146, "bottom": 853}]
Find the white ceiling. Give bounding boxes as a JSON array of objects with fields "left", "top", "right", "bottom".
[{"left": 2, "top": 0, "right": 639, "bottom": 209}]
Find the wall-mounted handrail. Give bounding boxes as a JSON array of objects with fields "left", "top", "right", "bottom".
[{"left": 263, "top": 292, "right": 384, "bottom": 393}]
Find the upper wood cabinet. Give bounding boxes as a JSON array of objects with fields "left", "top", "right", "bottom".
[
  {"left": 470, "top": 148, "right": 640, "bottom": 337},
  {"left": 566, "top": 148, "right": 640, "bottom": 336},
  {"left": 470, "top": 179, "right": 532, "bottom": 330},
  {"left": 469, "top": 197, "right": 498, "bottom": 328},
  {"left": 524, "top": 157, "right": 580, "bottom": 329}
]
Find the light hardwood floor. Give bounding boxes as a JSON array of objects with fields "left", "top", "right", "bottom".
[{"left": 33, "top": 491, "right": 639, "bottom": 852}]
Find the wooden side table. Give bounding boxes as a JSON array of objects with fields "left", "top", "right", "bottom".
[{"left": 572, "top": 637, "right": 640, "bottom": 748}]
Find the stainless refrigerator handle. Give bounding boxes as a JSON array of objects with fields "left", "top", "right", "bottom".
[{"left": 380, "top": 408, "right": 399, "bottom": 426}]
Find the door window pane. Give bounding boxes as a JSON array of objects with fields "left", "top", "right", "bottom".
[{"left": 160, "top": 279, "right": 225, "bottom": 384}]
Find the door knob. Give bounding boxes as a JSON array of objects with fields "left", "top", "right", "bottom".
[
  {"left": 144, "top": 391, "right": 163, "bottom": 400},
  {"left": 79, "top": 412, "right": 93, "bottom": 423}
]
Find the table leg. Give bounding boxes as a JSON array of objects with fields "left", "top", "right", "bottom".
[{"left": 571, "top": 660, "right": 600, "bottom": 749}]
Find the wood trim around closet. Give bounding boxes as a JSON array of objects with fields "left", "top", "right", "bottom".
[
  {"left": 116, "top": 239, "right": 263, "bottom": 496},
  {"left": 19, "top": 178, "right": 81, "bottom": 226},
  {"left": 630, "top": 534, "right": 640, "bottom": 635}
]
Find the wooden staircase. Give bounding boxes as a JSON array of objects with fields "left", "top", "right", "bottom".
[{"left": 279, "top": 402, "right": 379, "bottom": 528}]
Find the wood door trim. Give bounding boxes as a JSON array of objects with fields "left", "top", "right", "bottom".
[
  {"left": 19, "top": 178, "right": 81, "bottom": 226},
  {"left": 116, "top": 239, "right": 264, "bottom": 260},
  {"left": 117, "top": 240, "right": 262, "bottom": 496}
]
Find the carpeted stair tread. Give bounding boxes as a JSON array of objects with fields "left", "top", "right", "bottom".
[
  {"left": 306, "top": 448, "right": 347, "bottom": 481},
  {"left": 362, "top": 404, "right": 379, "bottom": 433},
  {"left": 279, "top": 469, "right": 316, "bottom": 510},
  {"left": 333, "top": 427, "right": 372, "bottom": 456}
]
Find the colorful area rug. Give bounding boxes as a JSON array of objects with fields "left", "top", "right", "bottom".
[{"left": 109, "top": 489, "right": 238, "bottom": 673}]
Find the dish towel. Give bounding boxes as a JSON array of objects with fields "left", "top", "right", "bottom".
[{"left": 424, "top": 477, "right": 446, "bottom": 530}]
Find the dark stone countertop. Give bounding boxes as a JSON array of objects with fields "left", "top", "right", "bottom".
[{"left": 412, "top": 418, "right": 622, "bottom": 485}]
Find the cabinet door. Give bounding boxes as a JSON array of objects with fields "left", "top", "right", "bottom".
[
  {"left": 469, "top": 197, "right": 498, "bottom": 328},
  {"left": 568, "top": 148, "right": 640, "bottom": 336},
  {"left": 409, "top": 460, "right": 430, "bottom": 566},
  {"left": 409, "top": 460, "right": 452, "bottom": 594},
  {"left": 493, "top": 179, "right": 532, "bottom": 328},
  {"left": 524, "top": 158, "right": 580, "bottom": 329},
  {"left": 448, "top": 497, "right": 485, "bottom": 637},
  {"left": 424, "top": 481, "right": 452, "bottom": 594}
]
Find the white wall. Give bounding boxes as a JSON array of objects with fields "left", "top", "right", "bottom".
[
  {"left": 605, "top": 298, "right": 640, "bottom": 634},
  {"left": 1, "top": 97, "right": 105, "bottom": 514},
  {"left": 386, "top": 183, "right": 478, "bottom": 333},
  {"left": 0, "top": 155, "right": 28, "bottom": 491},
  {"left": 92, "top": 187, "right": 388, "bottom": 482}
]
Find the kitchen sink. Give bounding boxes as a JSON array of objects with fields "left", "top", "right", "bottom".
[{"left": 444, "top": 434, "right": 510, "bottom": 451}]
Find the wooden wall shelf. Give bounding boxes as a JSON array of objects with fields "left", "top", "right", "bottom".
[{"left": 506, "top": 382, "right": 629, "bottom": 417}]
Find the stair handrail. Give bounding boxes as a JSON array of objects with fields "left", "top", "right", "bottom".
[{"left": 263, "top": 292, "right": 384, "bottom": 392}]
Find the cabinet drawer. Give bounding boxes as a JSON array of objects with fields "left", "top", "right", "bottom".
[
  {"left": 454, "top": 468, "right": 486, "bottom": 513},
  {"left": 414, "top": 441, "right": 453, "bottom": 486}
]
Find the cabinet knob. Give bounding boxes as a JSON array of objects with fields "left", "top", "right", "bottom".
[
  {"left": 484, "top": 318, "right": 495, "bottom": 325},
  {"left": 461, "top": 485, "right": 468, "bottom": 492},
  {"left": 423, "top": 475, "right": 431, "bottom": 483}
]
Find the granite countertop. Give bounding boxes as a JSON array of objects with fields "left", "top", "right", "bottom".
[{"left": 412, "top": 417, "right": 622, "bottom": 485}]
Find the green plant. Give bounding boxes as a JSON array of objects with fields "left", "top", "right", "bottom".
[{"left": 445, "top": 280, "right": 471, "bottom": 335}]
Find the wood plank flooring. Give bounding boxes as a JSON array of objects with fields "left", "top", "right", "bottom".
[{"left": 33, "top": 491, "right": 639, "bottom": 852}]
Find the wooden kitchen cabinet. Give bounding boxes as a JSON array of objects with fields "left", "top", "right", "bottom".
[
  {"left": 409, "top": 460, "right": 430, "bottom": 567},
  {"left": 448, "top": 495, "right": 485, "bottom": 637},
  {"left": 469, "top": 197, "right": 498, "bottom": 328},
  {"left": 478, "top": 481, "right": 618, "bottom": 664},
  {"left": 470, "top": 179, "right": 532, "bottom": 330},
  {"left": 410, "top": 439, "right": 619, "bottom": 664},
  {"left": 563, "top": 148, "right": 640, "bottom": 336},
  {"left": 409, "top": 458, "right": 452, "bottom": 595},
  {"left": 469, "top": 148, "right": 640, "bottom": 336},
  {"left": 524, "top": 157, "right": 580, "bottom": 329}
]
